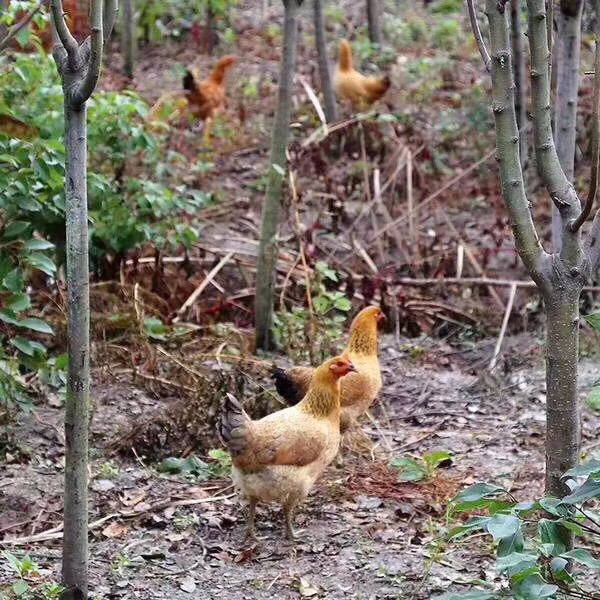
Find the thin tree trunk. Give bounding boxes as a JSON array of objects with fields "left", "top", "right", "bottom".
[
  {"left": 255, "top": 0, "right": 302, "bottom": 350},
  {"left": 552, "top": 0, "right": 584, "bottom": 251},
  {"left": 366, "top": 0, "right": 383, "bottom": 46},
  {"left": 313, "top": 0, "right": 337, "bottom": 123},
  {"left": 50, "top": 1, "right": 117, "bottom": 596},
  {"left": 121, "top": 0, "right": 136, "bottom": 78},
  {"left": 61, "top": 101, "right": 90, "bottom": 600},
  {"left": 545, "top": 293, "right": 581, "bottom": 497},
  {"left": 511, "top": 0, "right": 527, "bottom": 166}
]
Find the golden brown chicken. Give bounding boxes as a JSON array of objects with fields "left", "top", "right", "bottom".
[
  {"left": 334, "top": 40, "right": 391, "bottom": 111},
  {"left": 218, "top": 355, "right": 356, "bottom": 540},
  {"left": 272, "top": 306, "right": 384, "bottom": 434},
  {"left": 147, "top": 55, "right": 236, "bottom": 145}
]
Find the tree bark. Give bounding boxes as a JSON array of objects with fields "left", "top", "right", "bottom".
[
  {"left": 511, "top": 0, "right": 527, "bottom": 166},
  {"left": 313, "top": 0, "right": 338, "bottom": 123},
  {"left": 255, "top": 0, "right": 302, "bottom": 350},
  {"left": 50, "top": 1, "right": 117, "bottom": 597},
  {"left": 552, "top": 0, "right": 584, "bottom": 251},
  {"left": 62, "top": 101, "right": 90, "bottom": 600},
  {"left": 483, "top": 0, "right": 585, "bottom": 551},
  {"left": 366, "top": 0, "right": 383, "bottom": 46},
  {"left": 121, "top": 0, "right": 136, "bottom": 78},
  {"left": 545, "top": 289, "right": 581, "bottom": 496}
]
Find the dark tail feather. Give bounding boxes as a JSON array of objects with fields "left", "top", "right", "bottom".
[
  {"left": 183, "top": 70, "right": 196, "bottom": 92},
  {"left": 271, "top": 366, "right": 304, "bottom": 405},
  {"left": 218, "top": 393, "right": 250, "bottom": 454}
]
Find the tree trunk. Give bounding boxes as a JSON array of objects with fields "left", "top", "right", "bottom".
[
  {"left": 313, "top": 0, "right": 338, "bottom": 123},
  {"left": 552, "top": 0, "right": 584, "bottom": 251},
  {"left": 50, "top": 1, "right": 117, "bottom": 597},
  {"left": 511, "top": 0, "right": 527, "bottom": 166},
  {"left": 545, "top": 289, "right": 581, "bottom": 497},
  {"left": 255, "top": 0, "right": 301, "bottom": 350},
  {"left": 366, "top": 0, "right": 383, "bottom": 46},
  {"left": 61, "top": 102, "right": 90, "bottom": 600},
  {"left": 121, "top": 0, "right": 136, "bottom": 79}
]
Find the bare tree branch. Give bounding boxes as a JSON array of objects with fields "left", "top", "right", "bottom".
[
  {"left": 484, "top": 0, "right": 552, "bottom": 295},
  {"left": 75, "top": 0, "right": 105, "bottom": 104},
  {"left": 570, "top": 0, "right": 600, "bottom": 233},
  {"left": 0, "top": 0, "right": 44, "bottom": 53},
  {"left": 467, "top": 0, "right": 491, "bottom": 71},
  {"left": 526, "top": 0, "right": 582, "bottom": 265},
  {"left": 50, "top": 0, "right": 78, "bottom": 60},
  {"left": 585, "top": 208, "right": 600, "bottom": 276}
]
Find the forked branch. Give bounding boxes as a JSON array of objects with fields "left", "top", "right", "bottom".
[
  {"left": 75, "top": 0, "right": 104, "bottom": 103},
  {"left": 50, "top": 0, "right": 78, "bottom": 60},
  {"left": 570, "top": 0, "right": 600, "bottom": 233},
  {"left": 467, "top": 0, "right": 491, "bottom": 71},
  {"left": 484, "top": 0, "right": 552, "bottom": 295}
]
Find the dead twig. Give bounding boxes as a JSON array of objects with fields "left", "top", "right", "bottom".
[
  {"left": 174, "top": 252, "right": 234, "bottom": 322},
  {"left": 488, "top": 282, "right": 518, "bottom": 372}
]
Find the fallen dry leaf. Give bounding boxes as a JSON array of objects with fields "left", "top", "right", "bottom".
[{"left": 102, "top": 521, "right": 129, "bottom": 538}]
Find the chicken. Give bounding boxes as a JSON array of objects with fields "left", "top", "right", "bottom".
[
  {"left": 218, "top": 355, "right": 356, "bottom": 540},
  {"left": 146, "top": 55, "right": 236, "bottom": 145},
  {"left": 272, "top": 306, "right": 384, "bottom": 435},
  {"left": 333, "top": 40, "right": 391, "bottom": 111}
]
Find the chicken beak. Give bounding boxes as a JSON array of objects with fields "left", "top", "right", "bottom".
[
  {"left": 347, "top": 361, "right": 357, "bottom": 373},
  {"left": 377, "top": 312, "right": 387, "bottom": 324}
]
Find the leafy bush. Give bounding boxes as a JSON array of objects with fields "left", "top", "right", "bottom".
[
  {"left": 272, "top": 262, "right": 352, "bottom": 364},
  {"left": 138, "top": 0, "right": 238, "bottom": 42},
  {"left": 441, "top": 459, "right": 600, "bottom": 599},
  {"left": 431, "top": 18, "right": 462, "bottom": 51},
  {"left": 0, "top": 51, "right": 212, "bottom": 407}
]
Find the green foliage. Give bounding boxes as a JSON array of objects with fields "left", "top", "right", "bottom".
[
  {"left": 429, "top": 0, "right": 464, "bottom": 14},
  {"left": 0, "top": 51, "right": 211, "bottom": 407},
  {"left": 272, "top": 262, "right": 353, "bottom": 364},
  {"left": 138, "top": 0, "right": 238, "bottom": 42},
  {"left": 1, "top": 551, "right": 63, "bottom": 599},
  {"left": 445, "top": 458, "right": 600, "bottom": 599},
  {"left": 431, "top": 18, "right": 462, "bottom": 51},
  {"left": 390, "top": 450, "right": 454, "bottom": 482},
  {"left": 587, "top": 387, "right": 600, "bottom": 412},
  {"left": 157, "top": 450, "right": 231, "bottom": 480}
]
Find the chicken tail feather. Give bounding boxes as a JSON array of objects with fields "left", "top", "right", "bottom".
[
  {"left": 339, "top": 40, "right": 353, "bottom": 72},
  {"left": 364, "top": 75, "right": 391, "bottom": 102},
  {"left": 218, "top": 393, "right": 250, "bottom": 455},
  {"left": 271, "top": 366, "right": 305, "bottom": 405}
]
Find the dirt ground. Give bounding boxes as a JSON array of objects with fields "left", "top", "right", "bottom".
[{"left": 1, "top": 331, "right": 599, "bottom": 599}]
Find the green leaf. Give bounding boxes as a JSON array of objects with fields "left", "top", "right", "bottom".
[
  {"left": 423, "top": 449, "right": 454, "bottom": 471},
  {"left": 12, "top": 580, "right": 29, "bottom": 596},
  {"left": 55, "top": 353, "right": 68, "bottom": 370},
  {"left": 24, "top": 238, "right": 54, "bottom": 251},
  {"left": 157, "top": 455, "right": 212, "bottom": 479},
  {"left": 538, "top": 497, "right": 570, "bottom": 517},
  {"left": 453, "top": 483, "right": 505, "bottom": 503},
  {"left": 6, "top": 293, "right": 30, "bottom": 312},
  {"left": 26, "top": 252, "right": 56, "bottom": 276},
  {"left": 496, "top": 552, "right": 538, "bottom": 574},
  {"left": 587, "top": 388, "right": 600, "bottom": 412},
  {"left": 497, "top": 526, "right": 524, "bottom": 558},
  {"left": 18, "top": 318, "right": 54, "bottom": 335},
  {"left": 583, "top": 312, "right": 600, "bottom": 332},
  {"left": 512, "top": 574, "right": 557, "bottom": 599},
  {"left": 2, "top": 221, "right": 29, "bottom": 239},
  {"left": 143, "top": 316, "right": 168, "bottom": 341},
  {"left": 390, "top": 456, "right": 426, "bottom": 482},
  {"left": 2, "top": 268, "right": 22, "bottom": 293},
  {"left": 562, "top": 458, "right": 600, "bottom": 480},
  {"left": 0, "top": 309, "right": 20, "bottom": 325},
  {"left": 10, "top": 336, "right": 36, "bottom": 356},
  {"left": 333, "top": 297, "right": 352, "bottom": 311},
  {"left": 486, "top": 514, "right": 520, "bottom": 541},
  {"left": 560, "top": 476, "right": 600, "bottom": 505},
  {"left": 561, "top": 548, "right": 600, "bottom": 569},
  {"left": 448, "top": 516, "right": 490, "bottom": 540},
  {"left": 538, "top": 519, "right": 567, "bottom": 556},
  {"left": 313, "top": 296, "right": 330, "bottom": 315}
]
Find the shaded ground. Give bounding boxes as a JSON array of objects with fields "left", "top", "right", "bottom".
[{"left": 1, "top": 332, "right": 599, "bottom": 598}]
